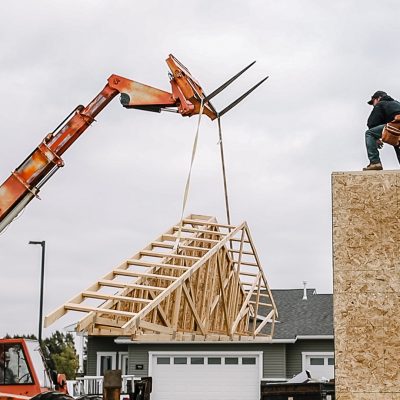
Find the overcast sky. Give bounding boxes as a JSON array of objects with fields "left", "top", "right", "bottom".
[{"left": 1, "top": 0, "right": 399, "bottom": 338}]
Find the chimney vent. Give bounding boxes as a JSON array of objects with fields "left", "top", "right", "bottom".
[{"left": 302, "top": 281, "right": 307, "bottom": 300}]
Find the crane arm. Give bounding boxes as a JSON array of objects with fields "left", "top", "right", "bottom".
[{"left": 0, "top": 55, "right": 218, "bottom": 233}]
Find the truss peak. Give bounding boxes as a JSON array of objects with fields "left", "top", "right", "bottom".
[{"left": 45, "top": 214, "right": 277, "bottom": 341}]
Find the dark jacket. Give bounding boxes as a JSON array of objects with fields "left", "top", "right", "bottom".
[{"left": 367, "top": 95, "right": 400, "bottom": 128}]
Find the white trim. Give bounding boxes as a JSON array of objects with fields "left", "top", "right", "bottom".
[
  {"left": 118, "top": 352, "right": 129, "bottom": 375},
  {"left": 96, "top": 352, "right": 116, "bottom": 376},
  {"left": 296, "top": 335, "right": 334, "bottom": 340}
]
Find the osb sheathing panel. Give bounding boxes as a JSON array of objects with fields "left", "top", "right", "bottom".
[{"left": 332, "top": 171, "right": 400, "bottom": 399}]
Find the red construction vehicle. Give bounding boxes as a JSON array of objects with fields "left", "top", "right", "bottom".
[
  {"left": 0, "top": 54, "right": 266, "bottom": 234},
  {"left": 0, "top": 54, "right": 219, "bottom": 234},
  {"left": 0, "top": 338, "right": 69, "bottom": 400}
]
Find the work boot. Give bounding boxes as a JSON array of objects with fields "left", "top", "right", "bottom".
[{"left": 363, "top": 162, "right": 383, "bottom": 171}]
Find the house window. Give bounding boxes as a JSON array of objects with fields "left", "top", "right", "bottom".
[
  {"left": 328, "top": 358, "right": 334, "bottom": 366},
  {"left": 310, "top": 358, "right": 324, "bottom": 365},
  {"left": 225, "top": 357, "right": 239, "bottom": 365},
  {"left": 119, "top": 352, "right": 129, "bottom": 375},
  {"left": 96, "top": 352, "right": 116, "bottom": 376},
  {"left": 207, "top": 357, "right": 221, "bottom": 364},
  {"left": 173, "top": 357, "right": 187, "bottom": 364},
  {"left": 242, "top": 357, "right": 256, "bottom": 365},
  {"left": 157, "top": 357, "right": 170, "bottom": 365},
  {"left": 190, "top": 357, "right": 204, "bottom": 365}
]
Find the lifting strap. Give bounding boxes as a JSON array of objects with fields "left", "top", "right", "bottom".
[
  {"left": 174, "top": 105, "right": 232, "bottom": 251},
  {"left": 217, "top": 116, "right": 231, "bottom": 225},
  {"left": 174, "top": 101, "right": 205, "bottom": 251}
]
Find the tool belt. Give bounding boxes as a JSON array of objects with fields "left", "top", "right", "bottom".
[{"left": 382, "top": 114, "right": 400, "bottom": 146}]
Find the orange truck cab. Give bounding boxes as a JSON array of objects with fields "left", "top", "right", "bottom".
[{"left": 0, "top": 338, "right": 66, "bottom": 400}]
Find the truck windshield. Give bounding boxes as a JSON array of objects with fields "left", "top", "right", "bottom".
[
  {"left": 0, "top": 343, "right": 33, "bottom": 385},
  {"left": 25, "top": 340, "right": 52, "bottom": 388}
]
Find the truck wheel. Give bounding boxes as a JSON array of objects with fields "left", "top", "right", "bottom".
[{"left": 31, "top": 392, "right": 74, "bottom": 400}]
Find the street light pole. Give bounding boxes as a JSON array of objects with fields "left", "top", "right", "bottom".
[{"left": 29, "top": 240, "right": 46, "bottom": 345}]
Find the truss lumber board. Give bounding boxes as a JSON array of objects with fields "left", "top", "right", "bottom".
[
  {"left": 126, "top": 259, "right": 190, "bottom": 270},
  {"left": 231, "top": 273, "right": 261, "bottom": 334},
  {"left": 162, "top": 234, "right": 220, "bottom": 244},
  {"left": 254, "top": 309, "right": 275, "bottom": 335},
  {"left": 98, "top": 279, "right": 166, "bottom": 292},
  {"left": 228, "top": 249, "right": 254, "bottom": 256},
  {"left": 209, "top": 269, "right": 234, "bottom": 316},
  {"left": 151, "top": 241, "right": 209, "bottom": 253},
  {"left": 172, "top": 285, "right": 182, "bottom": 330},
  {"left": 182, "top": 219, "right": 236, "bottom": 229},
  {"left": 64, "top": 303, "right": 137, "bottom": 317},
  {"left": 129, "top": 333, "right": 272, "bottom": 342},
  {"left": 244, "top": 224, "right": 278, "bottom": 317},
  {"left": 233, "top": 261, "right": 258, "bottom": 267},
  {"left": 82, "top": 291, "right": 152, "bottom": 304},
  {"left": 93, "top": 316, "right": 125, "bottom": 328},
  {"left": 204, "top": 254, "right": 219, "bottom": 330},
  {"left": 200, "top": 255, "right": 211, "bottom": 320},
  {"left": 173, "top": 226, "right": 228, "bottom": 236},
  {"left": 44, "top": 281, "right": 102, "bottom": 327},
  {"left": 253, "top": 278, "right": 262, "bottom": 335},
  {"left": 216, "top": 250, "right": 231, "bottom": 335},
  {"left": 182, "top": 283, "right": 207, "bottom": 335},
  {"left": 249, "top": 301, "right": 273, "bottom": 306},
  {"left": 112, "top": 269, "right": 178, "bottom": 281},
  {"left": 121, "top": 222, "right": 245, "bottom": 331},
  {"left": 91, "top": 327, "right": 124, "bottom": 336},
  {"left": 137, "top": 320, "right": 174, "bottom": 334},
  {"left": 239, "top": 271, "right": 258, "bottom": 277},
  {"left": 231, "top": 229, "right": 246, "bottom": 327},
  {"left": 148, "top": 290, "right": 171, "bottom": 327},
  {"left": 139, "top": 250, "right": 201, "bottom": 261},
  {"left": 225, "top": 237, "right": 250, "bottom": 243}
]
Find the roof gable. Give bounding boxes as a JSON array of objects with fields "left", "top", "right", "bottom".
[{"left": 45, "top": 214, "right": 277, "bottom": 342}]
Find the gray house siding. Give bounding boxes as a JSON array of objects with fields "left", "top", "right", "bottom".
[
  {"left": 285, "top": 340, "right": 334, "bottom": 379},
  {"left": 88, "top": 338, "right": 291, "bottom": 379},
  {"left": 263, "top": 344, "right": 286, "bottom": 379},
  {"left": 87, "top": 336, "right": 128, "bottom": 376}
]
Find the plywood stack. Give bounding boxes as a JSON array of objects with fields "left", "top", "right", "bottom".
[{"left": 332, "top": 171, "right": 400, "bottom": 400}]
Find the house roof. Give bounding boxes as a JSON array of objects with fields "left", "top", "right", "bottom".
[{"left": 267, "top": 289, "right": 333, "bottom": 340}]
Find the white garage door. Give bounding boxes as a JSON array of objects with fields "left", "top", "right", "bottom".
[{"left": 149, "top": 352, "right": 262, "bottom": 400}]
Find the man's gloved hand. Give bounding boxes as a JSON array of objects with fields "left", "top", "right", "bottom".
[{"left": 377, "top": 139, "right": 383, "bottom": 149}]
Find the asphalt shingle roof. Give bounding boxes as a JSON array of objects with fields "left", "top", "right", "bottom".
[{"left": 268, "top": 289, "right": 333, "bottom": 340}]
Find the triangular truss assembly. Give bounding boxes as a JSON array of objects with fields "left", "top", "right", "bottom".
[{"left": 45, "top": 214, "right": 277, "bottom": 341}]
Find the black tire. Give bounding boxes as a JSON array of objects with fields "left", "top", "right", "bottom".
[
  {"left": 31, "top": 391, "right": 74, "bottom": 400},
  {"left": 76, "top": 396, "right": 102, "bottom": 400}
]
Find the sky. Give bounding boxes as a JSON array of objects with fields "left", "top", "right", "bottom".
[{"left": 1, "top": 0, "right": 399, "bottom": 338}]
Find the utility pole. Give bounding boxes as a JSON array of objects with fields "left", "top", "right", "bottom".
[{"left": 29, "top": 240, "right": 46, "bottom": 345}]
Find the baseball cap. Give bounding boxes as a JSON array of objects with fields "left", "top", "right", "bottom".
[{"left": 368, "top": 90, "right": 387, "bottom": 105}]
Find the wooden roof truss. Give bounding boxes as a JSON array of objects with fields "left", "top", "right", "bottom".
[{"left": 45, "top": 214, "right": 277, "bottom": 341}]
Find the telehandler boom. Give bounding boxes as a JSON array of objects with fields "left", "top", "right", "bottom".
[
  {"left": 0, "top": 55, "right": 217, "bottom": 234},
  {"left": 0, "top": 54, "right": 267, "bottom": 234}
]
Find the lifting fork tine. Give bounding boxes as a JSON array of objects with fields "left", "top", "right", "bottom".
[
  {"left": 203, "top": 61, "right": 256, "bottom": 103},
  {"left": 218, "top": 76, "right": 269, "bottom": 117}
]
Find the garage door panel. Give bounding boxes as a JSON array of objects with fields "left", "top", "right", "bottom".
[{"left": 151, "top": 353, "right": 260, "bottom": 400}]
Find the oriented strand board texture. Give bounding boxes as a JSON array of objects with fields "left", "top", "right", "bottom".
[{"left": 332, "top": 171, "right": 400, "bottom": 400}]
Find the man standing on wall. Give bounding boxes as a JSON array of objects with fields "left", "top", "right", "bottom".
[{"left": 363, "top": 91, "right": 400, "bottom": 170}]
